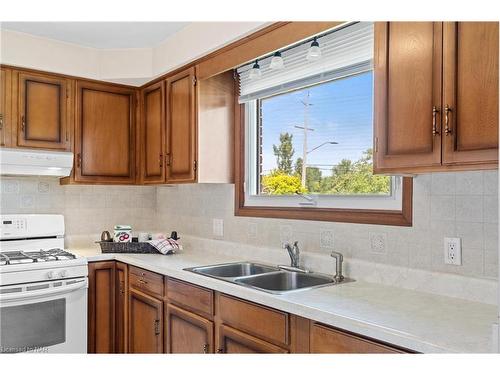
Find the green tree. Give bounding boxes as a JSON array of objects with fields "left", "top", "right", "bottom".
[
  {"left": 273, "top": 132, "right": 295, "bottom": 174},
  {"left": 305, "top": 167, "right": 322, "bottom": 192},
  {"left": 323, "top": 148, "right": 390, "bottom": 194},
  {"left": 261, "top": 171, "right": 306, "bottom": 195},
  {"left": 294, "top": 157, "right": 303, "bottom": 176}
]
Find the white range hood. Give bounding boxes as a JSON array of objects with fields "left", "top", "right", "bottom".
[{"left": 0, "top": 148, "right": 74, "bottom": 177}]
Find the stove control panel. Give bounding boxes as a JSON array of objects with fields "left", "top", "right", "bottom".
[{"left": 0, "top": 218, "right": 27, "bottom": 237}]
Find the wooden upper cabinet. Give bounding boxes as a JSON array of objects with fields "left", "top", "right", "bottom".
[
  {"left": 16, "top": 72, "right": 71, "bottom": 150},
  {"left": 0, "top": 68, "right": 12, "bottom": 147},
  {"left": 74, "top": 81, "right": 136, "bottom": 184},
  {"left": 442, "top": 22, "right": 499, "bottom": 165},
  {"left": 374, "top": 22, "right": 443, "bottom": 172},
  {"left": 166, "top": 66, "right": 197, "bottom": 183},
  {"left": 128, "top": 289, "right": 163, "bottom": 353},
  {"left": 140, "top": 81, "right": 166, "bottom": 184},
  {"left": 165, "top": 303, "right": 214, "bottom": 353}
]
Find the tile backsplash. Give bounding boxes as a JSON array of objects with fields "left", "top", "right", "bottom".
[
  {"left": 0, "top": 170, "right": 498, "bottom": 281},
  {"left": 0, "top": 177, "right": 157, "bottom": 244},
  {"left": 156, "top": 170, "right": 499, "bottom": 280}
]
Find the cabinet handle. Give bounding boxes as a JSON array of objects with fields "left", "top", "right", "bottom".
[
  {"left": 159, "top": 153, "right": 163, "bottom": 168},
  {"left": 76, "top": 153, "right": 81, "bottom": 168},
  {"left": 166, "top": 153, "right": 171, "bottom": 166},
  {"left": 21, "top": 115, "right": 26, "bottom": 132},
  {"left": 154, "top": 319, "right": 160, "bottom": 336},
  {"left": 138, "top": 278, "right": 148, "bottom": 285},
  {"left": 444, "top": 105, "right": 452, "bottom": 135},
  {"left": 432, "top": 106, "right": 439, "bottom": 135},
  {"left": 216, "top": 348, "right": 224, "bottom": 353},
  {"left": 203, "top": 344, "right": 209, "bottom": 354},
  {"left": 0, "top": 114, "right": 4, "bottom": 146}
]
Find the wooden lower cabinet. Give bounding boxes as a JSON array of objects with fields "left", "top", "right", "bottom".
[
  {"left": 88, "top": 262, "right": 411, "bottom": 354},
  {"left": 217, "top": 324, "right": 288, "bottom": 354},
  {"left": 115, "top": 262, "right": 128, "bottom": 353},
  {"left": 165, "top": 303, "right": 214, "bottom": 353},
  {"left": 128, "top": 289, "right": 163, "bottom": 353},
  {"left": 87, "top": 261, "right": 116, "bottom": 353},
  {"left": 310, "top": 323, "right": 405, "bottom": 354}
]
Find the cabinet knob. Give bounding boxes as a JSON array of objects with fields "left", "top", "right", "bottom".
[
  {"left": 21, "top": 115, "right": 26, "bottom": 132},
  {"left": 76, "top": 153, "right": 82, "bottom": 168},
  {"left": 216, "top": 348, "right": 224, "bottom": 353},
  {"left": 203, "top": 344, "right": 209, "bottom": 354},
  {"left": 166, "top": 153, "right": 171, "bottom": 166}
]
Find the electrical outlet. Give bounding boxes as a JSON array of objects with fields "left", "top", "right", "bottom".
[
  {"left": 444, "top": 237, "right": 462, "bottom": 265},
  {"left": 370, "top": 232, "right": 387, "bottom": 254},
  {"left": 212, "top": 218, "right": 224, "bottom": 238},
  {"left": 320, "top": 230, "right": 335, "bottom": 249}
]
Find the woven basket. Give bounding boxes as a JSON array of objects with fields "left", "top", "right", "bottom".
[{"left": 97, "top": 241, "right": 158, "bottom": 254}]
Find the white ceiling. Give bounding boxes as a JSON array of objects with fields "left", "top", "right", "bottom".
[{"left": 0, "top": 22, "right": 189, "bottom": 49}]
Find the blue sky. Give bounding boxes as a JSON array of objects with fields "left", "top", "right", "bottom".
[{"left": 260, "top": 71, "right": 373, "bottom": 176}]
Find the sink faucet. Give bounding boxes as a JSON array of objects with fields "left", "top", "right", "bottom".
[
  {"left": 330, "top": 251, "right": 344, "bottom": 282},
  {"left": 283, "top": 241, "right": 300, "bottom": 268}
]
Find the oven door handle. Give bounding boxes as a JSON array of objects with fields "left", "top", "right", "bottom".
[{"left": 0, "top": 278, "right": 88, "bottom": 303}]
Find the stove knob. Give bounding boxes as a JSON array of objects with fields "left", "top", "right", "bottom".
[
  {"left": 47, "top": 271, "right": 55, "bottom": 279},
  {"left": 59, "top": 270, "right": 68, "bottom": 278}
]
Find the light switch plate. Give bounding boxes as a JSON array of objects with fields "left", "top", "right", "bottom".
[{"left": 212, "top": 218, "right": 224, "bottom": 238}]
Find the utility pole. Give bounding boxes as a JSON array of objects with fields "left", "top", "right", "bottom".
[{"left": 294, "top": 91, "right": 313, "bottom": 187}]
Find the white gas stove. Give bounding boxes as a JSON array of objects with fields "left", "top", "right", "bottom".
[{"left": 0, "top": 214, "right": 88, "bottom": 353}]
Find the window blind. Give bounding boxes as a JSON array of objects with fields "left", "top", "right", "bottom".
[{"left": 237, "top": 22, "right": 373, "bottom": 103}]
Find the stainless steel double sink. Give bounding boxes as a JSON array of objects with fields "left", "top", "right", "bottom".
[{"left": 184, "top": 262, "right": 350, "bottom": 294}]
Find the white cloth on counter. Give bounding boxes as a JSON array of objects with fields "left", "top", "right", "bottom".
[{"left": 148, "top": 238, "right": 182, "bottom": 255}]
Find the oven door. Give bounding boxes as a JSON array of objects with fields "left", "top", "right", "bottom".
[{"left": 0, "top": 277, "right": 88, "bottom": 353}]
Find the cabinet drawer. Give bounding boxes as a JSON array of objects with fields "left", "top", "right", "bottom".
[
  {"left": 166, "top": 278, "right": 214, "bottom": 318},
  {"left": 129, "top": 266, "right": 164, "bottom": 299},
  {"left": 218, "top": 294, "right": 289, "bottom": 347},
  {"left": 310, "top": 323, "right": 405, "bottom": 353}
]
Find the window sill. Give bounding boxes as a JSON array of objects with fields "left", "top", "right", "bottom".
[{"left": 235, "top": 177, "right": 413, "bottom": 226}]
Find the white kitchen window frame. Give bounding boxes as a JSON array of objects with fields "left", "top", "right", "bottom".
[{"left": 243, "top": 83, "right": 403, "bottom": 211}]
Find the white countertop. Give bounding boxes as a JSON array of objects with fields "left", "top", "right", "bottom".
[{"left": 72, "top": 247, "right": 498, "bottom": 354}]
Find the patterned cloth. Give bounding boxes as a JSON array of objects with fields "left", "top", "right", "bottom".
[{"left": 148, "top": 238, "right": 182, "bottom": 255}]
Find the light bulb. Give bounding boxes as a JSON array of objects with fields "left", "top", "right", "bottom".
[
  {"left": 269, "top": 51, "right": 284, "bottom": 70},
  {"left": 249, "top": 60, "right": 261, "bottom": 80},
  {"left": 306, "top": 37, "right": 322, "bottom": 61}
]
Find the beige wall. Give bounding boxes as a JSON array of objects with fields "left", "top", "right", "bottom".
[{"left": 0, "top": 22, "right": 267, "bottom": 85}]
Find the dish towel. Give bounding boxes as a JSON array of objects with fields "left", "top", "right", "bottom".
[{"left": 148, "top": 238, "right": 182, "bottom": 255}]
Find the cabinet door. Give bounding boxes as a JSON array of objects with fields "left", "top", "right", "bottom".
[
  {"left": 17, "top": 72, "right": 70, "bottom": 150},
  {"left": 165, "top": 303, "right": 214, "bottom": 353},
  {"left": 442, "top": 22, "right": 499, "bottom": 165},
  {"left": 0, "top": 68, "right": 12, "bottom": 147},
  {"left": 75, "top": 81, "right": 136, "bottom": 183},
  {"left": 115, "top": 262, "right": 128, "bottom": 353},
  {"left": 310, "top": 323, "right": 404, "bottom": 353},
  {"left": 374, "top": 22, "right": 443, "bottom": 172},
  {"left": 217, "top": 324, "right": 288, "bottom": 354},
  {"left": 128, "top": 289, "right": 163, "bottom": 353},
  {"left": 88, "top": 261, "right": 116, "bottom": 353},
  {"left": 166, "top": 67, "right": 197, "bottom": 183},
  {"left": 140, "top": 81, "right": 166, "bottom": 184}
]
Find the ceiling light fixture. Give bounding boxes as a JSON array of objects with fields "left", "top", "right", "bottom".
[
  {"left": 269, "top": 51, "right": 284, "bottom": 70},
  {"left": 306, "top": 37, "right": 322, "bottom": 61},
  {"left": 249, "top": 60, "right": 262, "bottom": 80}
]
